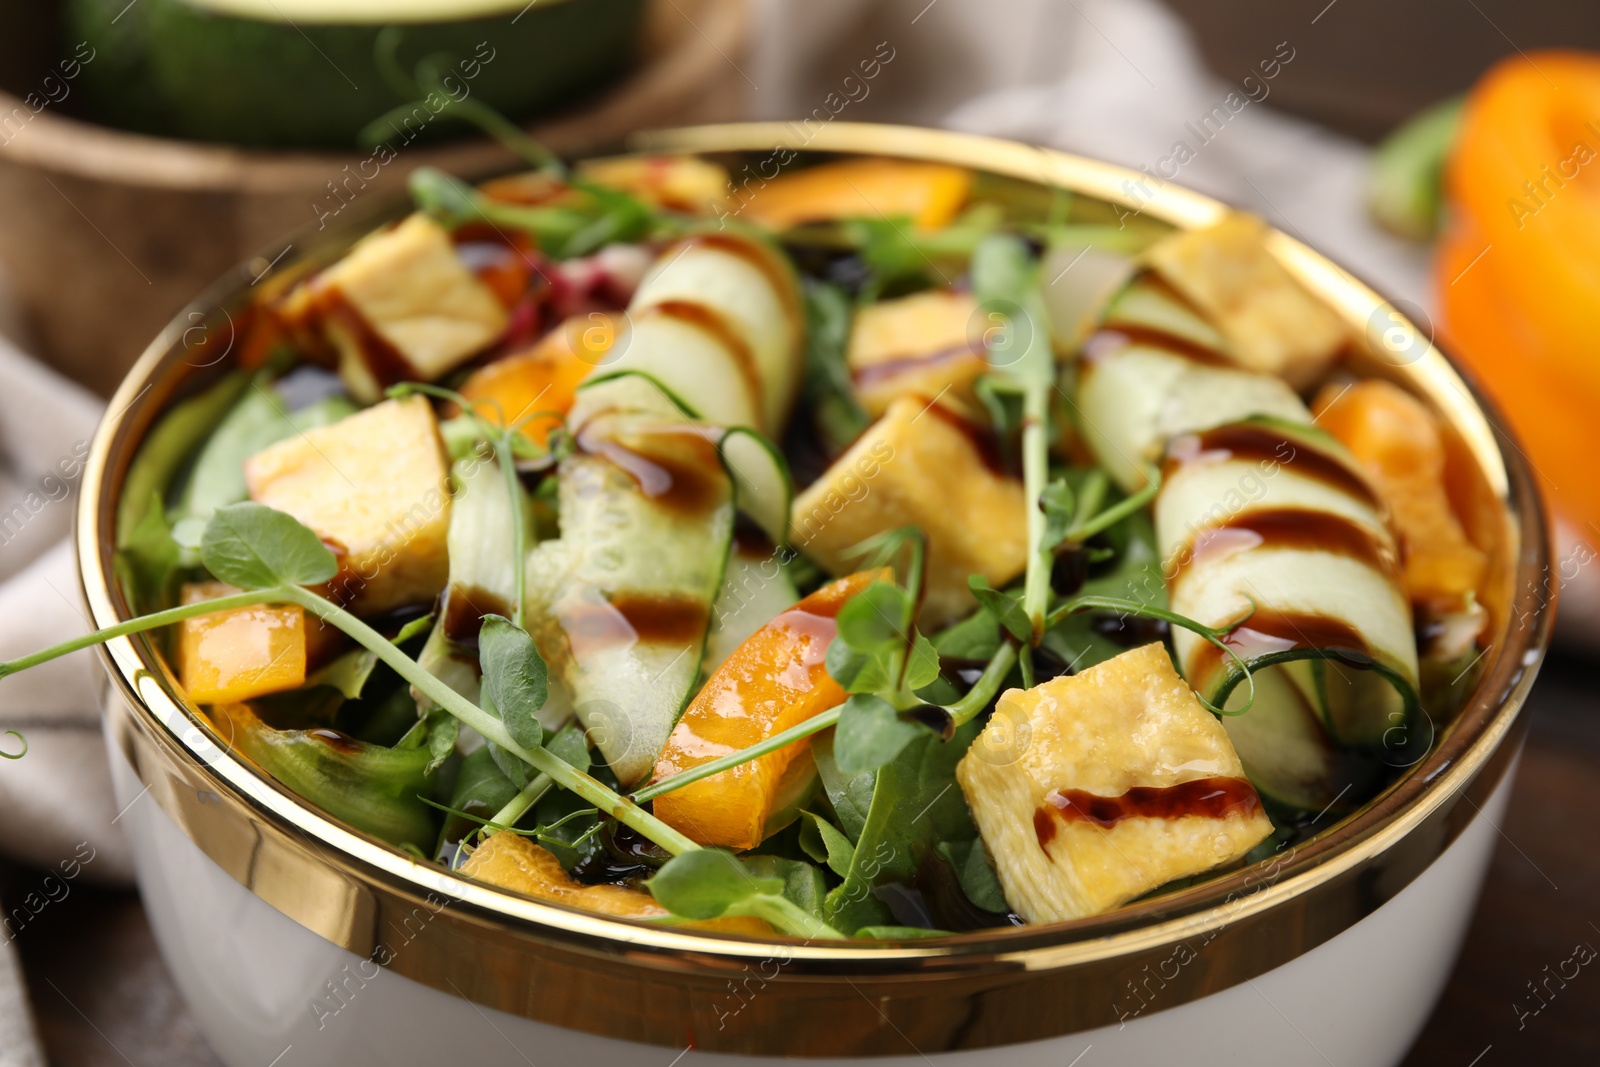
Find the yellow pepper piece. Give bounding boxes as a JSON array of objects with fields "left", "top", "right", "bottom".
[
  {"left": 177, "top": 582, "right": 306, "bottom": 704},
  {"left": 651, "top": 569, "right": 890, "bottom": 850},
  {"left": 742, "top": 159, "right": 972, "bottom": 230}
]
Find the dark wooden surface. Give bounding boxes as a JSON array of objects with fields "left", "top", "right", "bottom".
[{"left": 2, "top": 649, "right": 1596, "bottom": 1066}]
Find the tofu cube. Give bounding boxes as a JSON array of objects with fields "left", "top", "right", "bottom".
[
  {"left": 1145, "top": 214, "right": 1347, "bottom": 389},
  {"left": 790, "top": 395, "right": 1027, "bottom": 626},
  {"left": 178, "top": 581, "right": 306, "bottom": 704},
  {"left": 957, "top": 643, "right": 1273, "bottom": 923},
  {"left": 576, "top": 154, "right": 732, "bottom": 215},
  {"left": 847, "top": 289, "right": 987, "bottom": 417},
  {"left": 244, "top": 396, "right": 451, "bottom": 616},
  {"left": 282, "top": 214, "right": 509, "bottom": 403}
]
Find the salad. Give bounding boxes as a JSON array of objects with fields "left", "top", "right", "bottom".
[{"left": 15, "top": 148, "right": 1499, "bottom": 939}]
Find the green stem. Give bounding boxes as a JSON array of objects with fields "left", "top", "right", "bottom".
[
  {"left": 745, "top": 896, "right": 844, "bottom": 941},
  {"left": 946, "top": 642, "right": 1019, "bottom": 726},
  {"left": 1067, "top": 468, "right": 1158, "bottom": 544},
  {"left": 0, "top": 589, "right": 282, "bottom": 678},
  {"left": 281, "top": 587, "right": 701, "bottom": 855},
  {"left": 632, "top": 707, "right": 844, "bottom": 804},
  {"left": 494, "top": 433, "right": 528, "bottom": 629},
  {"left": 487, "top": 773, "right": 553, "bottom": 830}
]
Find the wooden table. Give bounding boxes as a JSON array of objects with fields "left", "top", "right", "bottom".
[{"left": 3, "top": 649, "right": 1596, "bottom": 1066}]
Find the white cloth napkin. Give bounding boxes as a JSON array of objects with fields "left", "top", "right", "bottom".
[{"left": 0, "top": 1, "right": 1592, "bottom": 1058}]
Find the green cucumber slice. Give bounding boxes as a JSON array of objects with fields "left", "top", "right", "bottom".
[
  {"left": 718, "top": 426, "right": 794, "bottom": 547},
  {"left": 703, "top": 547, "right": 799, "bottom": 674},
  {"left": 600, "top": 308, "right": 764, "bottom": 430},
  {"left": 1222, "top": 664, "right": 1374, "bottom": 812},
  {"left": 525, "top": 413, "right": 734, "bottom": 784}
]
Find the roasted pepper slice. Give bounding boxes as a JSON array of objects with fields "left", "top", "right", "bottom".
[{"left": 650, "top": 568, "right": 888, "bottom": 850}]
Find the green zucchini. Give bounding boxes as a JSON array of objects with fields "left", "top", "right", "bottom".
[
  {"left": 1220, "top": 662, "right": 1375, "bottom": 812},
  {"left": 67, "top": 0, "right": 646, "bottom": 148}
]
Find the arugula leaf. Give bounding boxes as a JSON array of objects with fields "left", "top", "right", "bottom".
[
  {"left": 798, "top": 811, "right": 856, "bottom": 878},
  {"left": 477, "top": 616, "right": 548, "bottom": 752},
  {"left": 824, "top": 721, "right": 984, "bottom": 935},
  {"left": 968, "top": 576, "right": 1031, "bottom": 643},
  {"left": 833, "top": 694, "right": 925, "bottom": 776},
  {"left": 646, "top": 849, "right": 785, "bottom": 920},
  {"left": 200, "top": 502, "right": 338, "bottom": 589}
]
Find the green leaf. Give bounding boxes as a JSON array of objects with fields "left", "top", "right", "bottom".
[
  {"left": 932, "top": 608, "right": 1001, "bottom": 661},
  {"left": 1039, "top": 477, "right": 1076, "bottom": 552},
  {"left": 824, "top": 721, "right": 985, "bottom": 934},
  {"left": 646, "top": 849, "right": 784, "bottom": 920},
  {"left": 546, "top": 720, "right": 592, "bottom": 773},
  {"left": 800, "top": 280, "right": 869, "bottom": 452},
  {"left": 424, "top": 709, "right": 460, "bottom": 777},
  {"left": 118, "top": 371, "right": 250, "bottom": 549},
  {"left": 200, "top": 502, "right": 338, "bottom": 589},
  {"left": 835, "top": 581, "right": 910, "bottom": 654},
  {"left": 968, "top": 576, "right": 1031, "bottom": 643},
  {"left": 798, "top": 812, "right": 856, "bottom": 878},
  {"left": 477, "top": 616, "right": 548, "bottom": 752},
  {"left": 824, "top": 640, "right": 894, "bottom": 695},
  {"left": 936, "top": 839, "right": 1009, "bottom": 914},
  {"left": 305, "top": 647, "right": 380, "bottom": 701},
  {"left": 115, "top": 490, "right": 182, "bottom": 610},
  {"left": 833, "top": 694, "right": 924, "bottom": 776},
  {"left": 812, "top": 734, "right": 875, "bottom": 842},
  {"left": 487, "top": 742, "right": 531, "bottom": 790},
  {"left": 971, "top": 233, "right": 1053, "bottom": 388},
  {"left": 903, "top": 632, "right": 942, "bottom": 691},
  {"left": 853, "top": 926, "right": 953, "bottom": 939},
  {"left": 744, "top": 855, "right": 830, "bottom": 920}
]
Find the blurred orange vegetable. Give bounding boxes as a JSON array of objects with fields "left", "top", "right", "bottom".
[
  {"left": 1314, "top": 380, "right": 1487, "bottom": 611},
  {"left": 651, "top": 568, "right": 890, "bottom": 850},
  {"left": 742, "top": 159, "right": 972, "bottom": 230},
  {"left": 1437, "top": 50, "right": 1600, "bottom": 545},
  {"left": 453, "top": 313, "right": 615, "bottom": 448},
  {"left": 461, "top": 832, "right": 771, "bottom": 934},
  {"left": 178, "top": 582, "right": 306, "bottom": 704}
]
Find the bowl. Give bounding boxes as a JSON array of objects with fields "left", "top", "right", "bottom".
[{"left": 78, "top": 123, "right": 1553, "bottom": 1066}]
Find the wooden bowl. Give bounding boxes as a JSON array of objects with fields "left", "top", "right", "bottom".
[{"left": 0, "top": 0, "right": 749, "bottom": 396}]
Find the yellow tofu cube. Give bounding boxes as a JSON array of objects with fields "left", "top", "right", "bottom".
[
  {"left": 847, "top": 289, "right": 987, "bottom": 417},
  {"left": 790, "top": 395, "right": 1026, "bottom": 626},
  {"left": 957, "top": 643, "right": 1273, "bottom": 923},
  {"left": 283, "top": 214, "right": 508, "bottom": 403},
  {"left": 1145, "top": 214, "right": 1347, "bottom": 389},
  {"left": 178, "top": 582, "right": 306, "bottom": 704},
  {"left": 244, "top": 396, "right": 451, "bottom": 616}
]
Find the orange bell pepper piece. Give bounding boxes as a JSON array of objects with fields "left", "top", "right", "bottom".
[
  {"left": 1314, "top": 380, "right": 1487, "bottom": 611},
  {"left": 178, "top": 582, "right": 307, "bottom": 704},
  {"left": 453, "top": 313, "right": 615, "bottom": 448},
  {"left": 1437, "top": 50, "right": 1600, "bottom": 544},
  {"left": 651, "top": 568, "right": 891, "bottom": 850},
  {"left": 741, "top": 159, "right": 972, "bottom": 231}
]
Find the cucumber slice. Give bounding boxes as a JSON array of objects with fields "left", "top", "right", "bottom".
[
  {"left": 1100, "top": 272, "right": 1231, "bottom": 354},
  {"left": 1078, "top": 347, "right": 1309, "bottom": 491},
  {"left": 1156, "top": 419, "right": 1420, "bottom": 748},
  {"left": 631, "top": 234, "right": 804, "bottom": 433},
  {"left": 718, "top": 427, "right": 794, "bottom": 547},
  {"left": 570, "top": 370, "right": 701, "bottom": 427},
  {"left": 525, "top": 413, "right": 734, "bottom": 784},
  {"left": 703, "top": 547, "right": 799, "bottom": 674},
  {"left": 1222, "top": 663, "right": 1373, "bottom": 812},
  {"left": 602, "top": 307, "right": 763, "bottom": 430}
]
